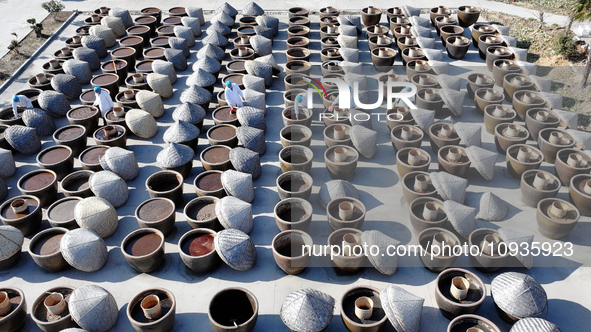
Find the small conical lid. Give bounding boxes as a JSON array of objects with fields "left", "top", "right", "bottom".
[
  {"left": 61, "top": 228, "right": 108, "bottom": 272},
  {"left": 5, "top": 125, "right": 41, "bottom": 154},
  {"left": 172, "top": 103, "right": 206, "bottom": 125},
  {"left": 136, "top": 90, "right": 164, "bottom": 118},
  {"left": 409, "top": 16, "right": 430, "bottom": 27},
  {"left": 215, "top": 2, "right": 238, "bottom": 17},
  {"left": 255, "top": 54, "right": 282, "bottom": 75},
  {"left": 236, "top": 126, "right": 266, "bottom": 155},
  {"left": 125, "top": 109, "right": 158, "bottom": 138},
  {"left": 380, "top": 285, "right": 424, "bottom": 332},
  {"left": 430, "top": 171, "right": 468, "bottom": 203},
  {"left": 567, "top": 129, "right": 591, "bottom": 150},
  {"left": 411, "top": 26, "right": 432, "bottom": 38},
  {"left": 498, "top": 228, "right": 534, "bottom": 268},
  {"left": 164, "top": 48, "right": 187, "bottom": 70},
  {"left": 339, "top": 24, "right": 358, "bottom": 37},
  {"left": 243, "top": 89, "right": 266, "bottom": 112},
  {"left": 510, "top": 318, "right": 560, "bottom": 332},
  {"left": 341, "top": 61, "right": 362, "bottom": 74},
  {"left": 244, "top": 60, "right": 273, "bottom": 87},
  {"left": 349, "top": 109, "right": 372, "bottom": 129},
  {"left": 69, "top": 285, "right": 118, "bottom": 331},
  {"left": 280, "top": 289, "right": 335, "bottom": 332},
  {"left": 221, "top": 170, "right": 254, "bottom": 203},
  {"left": 187, "top": 68, "right": 217, "bottom": 87},
  {"left": 499, "top": 35, "right": 518, "bottom": 47},
  {"left": 338, "top": 35, "right": 357, "bottom": 49},
  {"left": 509, "top": 46, "right": 528, "bottom": 61},
  {"left": 74, "top": 196, "right": 118, "bottom": 238},
  {"left": 22, "top": 108, "right": 56, "bottom": 137},
  {"left": 215, "top": 196, "right": 253, "bottom": 233},
  {"left": 163, "top": 120, "right": 200, "bottom": 143},
  {"left": 423, "top": 48, "right": 443, "bottom": 61},
  {"left": 229, "top": 147, "right": 261, "bottom": 179},
  {"left": 237, "top": 106, "right": 266, "bottom": 131},
  {"left": 550, "top": 109, "right": 578, "bottom": 129},
  {"left": 427, "top": 60, "right": 449, "bottom": 75},
  {"left": 197, "top": 44, "right": 225, "bottom": 62},
  {"left": 440, "top": 88, "right": 466, "bottom": 117},
  {"left": 350, "top": 125, "right": 377, "bottom": 158},
  {"left": 361, "top": 230, "right": 400, "bottom": 275},
  {"left": 491, "top": 272, "right": 547, "bottom": 318},
  {"left": 0, "top": 148, "right": 15, "bottom": 178},
  {"left": 0, "top": 225, "right": 23, "bottom": 260},
  {"left": 168, "top": 36, "right": 189, "bottom": 58},
  {"left": 256, "top": 15, "right": 279, "bottom": 36},
  {"left": 477, "top": 192, "right": 508, "bottom": 221},
  {"left": 215, "top": 228, "right": 256, "bottom": 271},
  {"left": 186, "top": 7, "right": 205, "bottom": 24},
  {"left": 455, "top": 123, "right": 481, "bottom": 147},
  {"left": 344, "top": 72, "right": 367, "bottom": 90},
  {"left": 192, "top": 55, "right": 222, "bottom": 74},
  {"left": 340, "top": 47, "right": 360, "bottom": 63},
  {"left": 203, "top": 30, "right": 228, "bottom": 47},
  {"left": 466, "top": 146, "right": 497, "bottom": 181},
  {"left": 180, "top": 85, "right": 212, "bottom": 105},
  {"left": 157, "top": 142, "right": 194, "bottom": 168},
  {"left": 242, "top": 74, "right": 266, "bottom": 93},
  {"left": 443, "top": 200, "right": 475, "bottom": 238},
  {"left": 539, "top": 92, "right": 563, "bottom": 109},
  {"left": 318, "top": 180, "right": 359, "bottom": 208},
  {"left": 437, "top": 74, "right": 461, "bottom": 91},
  {"left": 242, "top": 1, "right": 265, "bottom": 16},
  {"left": 337, "top": 15, "right": 362, "bottom": 32},
  {"left": 250, "top": 35, "right": 273, "bottom": 56},
  {"left": 99, "top": 147, "right": 139, "bottom": 181},
  {"left": 493, "top": 24, "right": 511, "bottom": 35},
  {"left": 212, "top": 11, "right": 235, "bottom": 27},
  {"left": 152, "top": 60, "right": 177, "bottom": 84},
  {"left": 88, "top": 171, "right": 129, "bottom": 207},
  {"left": 515, "top": 60, "right": 537, "bottom": 75},
  {"left": 402, "top": 5, "right": 421, "bottom": 17},
  {"left": 416, "top": 37, "right": 435, "bottom": 49},
  {"left": 254, "top": 25, "right": 274, "bottom": 39},
  {"left": 529, "top": 75, "right": 552, "bottom": 92},
  {"left": 409, "top": 108, "right": 435, "bottom": 130}
]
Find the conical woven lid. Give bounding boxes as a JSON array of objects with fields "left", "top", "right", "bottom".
[
  {"left": 180, "top": 85, "right": 212, "bottom": 105},
  {"left": 187, "top": 68, "right": 216, "bottom": 88},
  {"left": 256, "top": 15, "right": 279, "bottom": 36},
  {"left": 215, "top": 2, "right": 238, "bottom": 17},
  {"left": 349, "top": 109, "right": 372, "bottom": 129},
  {"left": 99, "top": 147, "right": 139, "bottom": 181},
  {"left": 361, "top": 230, "right": 400, "bottom": 275},
  {"left": 197, "top": 44, "right": 225, "bottom": 62},
  {"left": 193, "top": 55, "right": 222, "bottom": 74},
  {"left": 109, "top": 7, "right": 133, "bottom": 28},
  {"left": 212, "top": 11, "right": 235, "bottom": 27},
  {"left": 350, "top": 125, "right": 377, "bottom": 159},
  {"left": 409, "top": 16, "right": 430, "bottom": 27},
  {"left": 74, "top": 196, "right": 118, "bottom": 238},
  {"left": 509, "top": 47, "right": 528, "bottom": 61},
  {"left": 88, "top": 171, "right": 129, "bottom": 207},
  {"left": 63, "top": 59, "right": 92, "bottom": 84},
  {"left": 164, "top": 47, "right": 188, "bottom": 70},
  {"left": 440, "top": 88, "right": 466, "bottom": 117},
  {"left": 215, "top": 196, "right": 253, "bottom": 233},
  {"left": 476, "top": 192, "right": 507, "bottom": 221},
  {"left": 254, "top": 25, "right": 274, "bottom": 39},
  {"left": 5, "top": 125, "right": 41, "bottom": 154},
  {"left": 237, "top": 106, "right": 266, "bottom": 131},
  {"left": 455, "top": 123, "right": 481, "bottom": 147},
  {"left": 169, "top": 36, "right": 190, "bottom": 58},
  {"left": 242, "top": 75, "right": 266, "bottom": 93},
  {"left": 243, "top": 89, "right": 266, "bottom": 112},
  {"left": 172, "top": 103, "right": 206, "bottom": 125},
  {"left": 380, "top": 285, "right": 424, "bottom": 332},
  {"left": 437, "top": 74, "right": 461, "bottom": 91},
  {"left": 510, "top": 318, "right": 560, "bottom": 332},
  {"left": 61, "top": 228, "right": 108, "bottom": 272},
  {"left": 539, "top": 92, "right": 563, "bottom": 109},
  {"left": 411, "top": 25, "right": 432, "bottom": 38},
  {"left": 318, "top": 180, "right": 359, "bottom": 208},
  {"left": 221, "top": 170, "right": 254, "bottom": 203},
  {"left": 157, "top": 142, "right": 194, "bottom": 168},
  {"left": 402, "top": 5, "right": 421, "bottom": 17},
  {"left": 515, "top": 60, "right": 537, "bottom": 75},
  {"left": 163, "top": 120, "right": 200, "bottom": 143},
  {"left": 409, "top": 108, "right": 435, "bottom": 130},
  {"left": 492, "top": 272, "right": 547, "bottom": 318},
  {"left": 214, "top": 228, "right": 256, "bottom": 271},
  {"left": 566, "top": 129, "right": 591, "bottom": 150},
  {"left": 152, "top": 60, "right": 177, "bottom": 84},
  {"left": 338, "top": 35, "right": 357, "bottom": 49},
  {"left": 255, "top": 54, "right": 281, "bottom": 74},
  {"left": 242, "top": 1, "right": 264, "bottom": 16},
  {"left": 186, "top": 7, "right": 205, "bottom": 25},
  {"left": 466, "top": 146, "right": 497, "bottom": 181},
  {"left": 498, "top": 228, "right": 534, "bottom": 268},
  {"left": 280, "top": 289, "right": 335, "bottom": 332},
  {"left": 341, "top": 61, "right": 362, "bottom": 74},
  {"left": 51, "top": 74, "right": 82, "bottom": 100},
  {"left": 443, "top": 200, "right": 475, "bottom": 238},
  {"left": 0, "top": 225, "right": 23, "bottom": 259},
  {"left": 101, "top": 16, "right": 125, "bottom": 37},
  {"left": 244, "top": 61, "right": 273, "bottom": 87},
  {"left": 428, "top": 60, "right": 449, "bottom": 75},
  {"left": 148, "top": 73, "right": 174, "bottom": 99},
  {"left": 236, "top": 126, "right": 266, "bottom": 155},
  {"left": 136, "top": 90, "right": 164, "bottom": 118},
  {"left": 207, "top": 21, "right": 231, "bottom": 36},
  {"left": 229, "top": 147, "right": 261, "bottom": 179},
  {"left": 0, "top": 148, "right": 15, "bottom": 178},
  {"left": 203, "top": 30, "right": 228, "bottom": 47},
  {"left": 250, "top": 35, "right": 272, "bottom": 56},
  {"left": 493, "top": 24, "right": 511, "bottom": 35},
  {"left": 340, "top": 47, "right": 360, "bottom": 63},
  {"left": 550, "top": 109, "right": 578, "bottom": 129},
  {"left": 69, "top": 285, "right": 118, "bottom": 331},
  {"left": 344, "top": 73, "right": 366, "bottom": 91},
  {"left": 529, "top": 75, "right": 552, "bottom": 92},
  {"left": 423, "top": 48, "right": 443, "bottom": 61},
  {"left": 339, "top": 25, "right": 358, "bottom": 37},
  {"left": 39, "top": 90, "right": 71, "bottom": 118},
  {"left": 125, "top": 109, "right": 158, "bottom": 139},
  {"left": 416, "top": 37, "right": 435, "bottom": 49},
  {"left": 337, "top": 15, "right": 362, "bottom": 32},
  {"left": 499, "top": 35, "right": 517, "bottom": 47},
  {"left": 22, "top": 108, "right": 56, "bottom": 136},
  {"left": 430, "top": 172, "right": 468, "bottom": 203}
]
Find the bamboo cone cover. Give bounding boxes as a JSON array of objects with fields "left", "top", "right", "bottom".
[
  {"left": 244, "top": 60, "right": 273, "bottom": 86},
  {"left": 350, "top": 125, "right": 377, "bottom": 158},
  {"left": 89, "top": 26, "right": 116, "bottom": 48},
  {"left": 215, "top": 195, "right": 253, "bottom": 233},
  {"left": 73, "top": 47, "right": 101, "bottom": 72},
  {"left": 416, "top": 37, "right": 435, "bottom": 49},
  {"left": 409, "top": 108, "right": 435, "bottom": 130},
  {"left": 203, "top": 30, "right": 228, "bottom": 48},
  {"left": 136, "top": 90, "right": 164, "bottom": 118},
  {"left": 146, "top": 73, "right": 173, "bottom": 99},
  {"left": 492, "top": 24, "right": 510, "bottom": 35},
  {"left": 254, "top": 26, "right": 274, "bottom": 40},
  {"left": 38, "top": 90, "right": 70, "bottom": 117},
  {"left": 164, "top": 48, "right": 188, "bottom": 71},
  {"left": 229, "top": 147, "right": 261, "bottom": 179},
  {"left": 237, "top": 106, "right": 266, "bottom": 131},
  {"left": 180, "top": 85, "right": 212, "bottom": 105},
  {"left": 341, "top": 61, "right": 362, "bottom": 74},
  {"left": 409, "top": 16, "right": 430, "bottom": 27},
  {"left": 529, "top": 75, "right": 552, "bottom": 92},
  {"left": 243, "top": 89, "right": 266, "bottom": 112},
  {"left": 22, "top": 108, "right": 56, "bottom": 136},
  {"left": 88, "top": 171, "right": 129, "bottom": 208},
  {"left": 491, "top": 272, "right": 547, "bottom": 319},
  {"left": 215, "top": 2, "right": 238, "bottom": 18},
  {"left": 186, "top": 7, "right": 205, "bottom": 25},
  {"left": 63, "top": 59, "right": 92, "bottom": 84},
  {"left": 318, "top": 180, "right": 359, "bottom": 208},
  {"left": 212, "top": 12, "right": 235, "bottom": 27},
  {"left": 109, "top": 7, "right": 133, "bottom": 28},
  {"left": 207, "top": 21, "right": 231, "bottom": 37},
  {"left": 340, "top": 47, "right": 360, "bottom": 63},
  {"left": 0, "top": 225, "right": 23, "bottom": 260},
  {"left": 510, "top": 318, "right": 560, "bottom": 332},
  {"left": 60, "top": 228, "right": 108, "bottom": 272},
  {"left": 430, "top": 171, "right": 468, "bottom": 203},
  {"left": 0, "top": 148, "right": 15, "bottom": 178},
  {"left": 242, "top": 1, "right": 265, "bottom": 16},
  {"left": 443, "top": 200, "right": 476, "bottom": 239},
  {"left": 101, "top": 16, "right": 126, "bottom": 37},
  {"left": 338, "top": 15, "right": 363, "bottom": 32},
  {"left": 498, "top": 228, "right": 534, "bottom": 269},
  {"left": 437, "top": 74, "right": 462, "bottom": 91},
  {"left": 280, "top": 289, "right": 335, "bottom": 332},
  {"left": 222, "top": 170, "right": 255, "bottom": 203},
  {"left": 567, "top": 129, "right": 591, "bottom": 150},
  {"left": 427, "top": 60, "right": 449, "bottom": 75},
  {"left": 163, "top": 120, "right": 200, "bottom": 144},
  {"left": 411, "top": 25, "right": 432, "bottom": 38},
  {"left": 361, "top": 230, "right": 401, "bottom": 275},
  {"left": 500, "top": 35, "right": 518, "bottom": 47},
  {"left": 69, "top": 284, "right": 118, "bottom": 332},
  {"left": 157, "top": 142, "right": 194, "bottom": 168},
  {"left": 455, "top": 123, "right": 481, "bottom": 147},
  {"left": 380, "top": 285, "right": 424, "bottom": 332},
  {"left": 192, "top": 55, "right": 222, "bottom": 76},
  {"left": 509, "top": 47, "right": 528, "bottom": 61},
  {"left": 549, "top": 109, "right": 578, "bottom": 129},
  {"left": 344, "top": 73, "right": 367, "bottom": 91},
  {"left": 99, "top": 146, "right": 139, "bottom": 181},
  {"left": 214, "top": 228, "right": 256, "bottom": 271},
  {"left": 51, "top": 74, "right": 82, "bottom": 100},
  {"left": 242, "top": 75, "right": 266, "bottom": 94},
  {"left": 125, "top": 109, "right": 158, "bottom": 138},
  {"left": 339, "top": 25, "right": 358, "bottom": 37},
  {"left": 81, "top": 36, "right": 107, "bottom": 59},
  {"left": 172, "top": 103, "right": 206, "bottom": 125},
  {"left": 197, "top": 44, "right": 225, "bottom": 62},
  {"left": 466, "top": 145, "right": 497, "bottom": 181},
  {"left": 476, "top": 192, "right": 508, "bottom": 221},
  {"left": 173, "top": 26, "right": 196, "bottom": 47},
  {"left": 74, "top": 196, "right": 118, "bottom": 238},
  {"left": 349, "top": 109, "right": 372, "bottom": 129},
  {"left": 402, "top": 5, "right": 421, "bottom": 17},
  {"left": 181, "top": 17, "right": 202, "bottom": 37},
  {"left": 168, "top": 37, "right": 190, "bottom": 58},
  {"left": 539, "top": 92, "right": 563, "bottom": 109},
  {"left": 249, "top": 35, "right": 273, "bottom": 56},
  {"left": 187, "top": 68, "right": 217, "bottom": 88},
  {"left": 236, "top": 126, "right": 266, "bottom": 156},
  {"left": 440, "top": 88, "right": 466, "bottom": 117},
  {"left": 256, "top": 15, "right": 279, "bottom": 36},
  {"left": 515, "top": 60, "right": 537, "bottom": 75},
  {"left": 338, "top": 35, "right": 358, "bottom": 49},
  {"left": 5, "top": 125, "right": 41, "bottom": 154},
  {"left": 422, "top": 48, "right": 442, "bottom": 61}
]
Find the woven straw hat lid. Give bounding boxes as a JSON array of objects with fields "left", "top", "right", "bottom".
[
  {"left": 180, "top": 85, "right": 212, "bottom": 105},
  {"left": 338, "top": 15, "right": 362, "bottom": 32},
  {"left": 207, "top": 21, "right": 231, "bottom": 36},
  {"left": 440, "top": 88, "right": 466, "bottom": 117},
  {"left": 539, "top": 92, "right": 563, "bottom": 109},
  {"left": 250, "top": 35, "right": 272, "bottom": 56},
  {"left": 338, "top": 35, "right": 357, "bottom": 49},
  {"left": 125, "top": 109, "right": 157, "bottom": 139},
  {"left": 409, "top": 108, "right": 435, "bottom": 130},
  {"left": 339, "top": 25, "right": 358, "bottom": 37},
  {"left": 214, "top": 228, "right": 256, "bottom": 271},
  {"left": 198, "top": 44, "right": 225, "bottom": 62},
  {"left": 51, "top": 74, "right": 82, "bottom": 100},
  {"left": 255, "top": 54, "right": 281, "bottom": 75},
  {"left": 318, "top": 180, "right": 359, "bottom": 209},
  {"left": 236, "top": 126, "right": 266, "bottom": 156},
  {"left": 101, "top": 16, "right": 125, "bottom": 37},
  {"left": 74, "top": 196, "right": 118, "bottom": 238},
  {"left": 361, "top": 230, "right": 400, "bottom": 275},
  {"left": 146, "top": 73, "right": 173, "bottom": 99},
  {"left": 193, "top": 55, "right": 222, "bottom": 74},
  {"left": 5, "top": 125, "right": 41, "bottom": 154},
  {"left": 499, "top": 35, "right": 518, "bottom": 47},
  {"left": 168, "top": 36, "right": 189, "bottom": 57},
  {"left": 455, "top": 123, "right": 481, "bottom": 147},
  {"left": 109, "top": 7, "right": 133, "bottom": 27},
  {"left": 341, "top": 61, "right": 362, "bottom": 74},
  {"left": 380, "top": 285, "right": 424, "bottom": 332},
  {"left": 350, "top": 125, "right": 377, "bottom": 159},
  {"left": 529, "top": 75, "right": 552, "bottom": 92},
  {"left": 69, "top": 284, "right": 118, "bottom": 332},
  {"left": 476, "top": 192, "right": 508, "bottom": 221},
  {"left": 157, "top": 142, "right": 194, "bottom": 168},
  {"left": 340, "top": 47, "right": 360, "bottom": 63},
  {"left": 510, "top": 318, "right": 560, "bottom": 332},
  {"left": 88, "top": 171, "right": 129, "bottom": 208},
  {"left": 60, "top": 228, "right": 107, "bottom": 272},
  {"left": 243, "top": 89, "right": 266, "bottom": 112},
  {"left": 466, "top": 145, "right": 497, "bottom": 181},
  {"left": 256, "top": 15, "right": 279, "bottom": 36},
  {"left": 172, "top": 103, "right": 206, "bottom": 125},
  {"left": 566, "top": 129, "right": 591, "bottom": 150},
  {"left": 212, "top": 11, "right": 235, "bottom": 27},
  {"left": 152, "top": 60, "right": 177, "bottom": 84},
  {"left": 492, "top": 24, "right": 510, "bottom": 35},
  {"left": 229, "top": 147, "right": 261, "bottom": 179},
  {"left": 254, "top": 26, "right": 274, "bottom": 39},
  {"left": 136, "top": 90, "right": 164, "bottom": 118},
  {"left": 515, "top": 60, "right": 537, "bottom": 75},
  {"left": 492, "top": 272, "right": 547, "bottom": 318},
  {"left": 245, "top": 61, "right": 273, "bottom": 86},
  {"left": 549, "top": 109, "right": 577, "bottom": 129},
  {"left": 436, "top": 74, "right": 461, "bottom": 91},
  {"left": 203, "top": 30, "right": 229, "bottom": 47},
  {"left": 186, "top": 7, "right": 205, "bottom": 25},
  {"left": 416, "top": 37, "right": 435, "bottom": 49},
  {"left": 164, "top": 47, "right": 188, "bottom": 70},
  {"left": 22, "top": 108, "right": 56, "bottom": 136},
  {"left": 99, "top": 147, "right": 139, "bottom": 181},
  {"left": 280, "top": 289, "right": 335, "bottom": 332},
  {"left": 0, "top": 148, "right": 15, "bottom": 178},
  {"left": 0, "top": 225, "right": 23, "bottom": 259},
  {"left": 410, "top": 25, "right": 432, "bottom": 38},
  {"left": 443, "top": 200, "right": 476, "bottom": 239},
  {"left": 221, "top": 170, "right": 254, "bottom": 203},
  {"left": 498, "top": 228, "right": 534, "bottom": 269},
  {"left": 409, "top": 16, "right": 430, "bottom": 27},
  {"left": 62, "top": 59, "right": 92, "bottom": 83},
  {"left": 242, "top": 75, "right": 266, "bottom": 94},
  {"left": 508, "top": 46, "right": 528, "bottom": 61},
  {"left": 163, "top": 120, "right": 200, "bottom": 143},
  {"left": 430, "top": 172, "right": 468, "bottom": 203},
  {"left": 215, "top": 196, "right": 253, "bottom": 233},
  {"left": 38, "top": 90, "right": 71, "bottom": 117},
  {"left": 187, "top": 68, "right": 217, "bottom": 87},
  {"left": 215, "top": 2, "right": 238, "bottom": 17},
  {"left": 242, "top": 1, "right": 265, "bottom": 16},
  {"left": 349, "top": 109, "right": 372, "bottom": 129},
  {"left": 402, "top": 5, "right": 421, "bottom": 17},
  {"left": 427, "top": 60, "right": 449, "bottom": 75},
  {"left": 237, "top": 106, "right": 266, "bottom": 131}
]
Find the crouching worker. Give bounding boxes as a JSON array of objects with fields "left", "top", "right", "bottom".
[{"left": 11, "top": 95, "right": 33, "bottom": 118}]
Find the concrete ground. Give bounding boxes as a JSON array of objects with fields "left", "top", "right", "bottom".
[{"left": 0, "top": 6, "right": 589, "bottom": 332}]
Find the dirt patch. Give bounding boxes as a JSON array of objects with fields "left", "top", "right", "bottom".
[
  {"left": 489, "top": 0, "right": 574, "bottom": 16},
  {"left": 0, "top": 11, "right": 72, "bottom": 86}
]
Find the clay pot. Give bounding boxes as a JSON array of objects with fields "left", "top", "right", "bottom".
[
  {"left": 60, "top": 170, "right": 94, "bottom": 198},
  {"left": 361, "top": 6, "right": 382, "bottom": 27},
  {"left": 320, "top": 48, "right": 342, "bottom": 62},
  {"left": 438, "top": 146, "right": 472, "bottom": 178},
  {"left": 279, "top": 145, "right": 313, "bottom": 173},
  {"left": 367, "top": 25, "right": 390, "bottom": 39},
  {"left": 506, "top": 144, "right": 543, "bottom": 179},
  {"left": 284, "top": 74, "right": 309, "bottom": 91},
  {"left": 340, "top": 286, "right": 388, "bottom": 332},
  {"left": 101, "top": 60, "right": 128, "bottom": 85},
  {"left": 17, "top": 169, "right": 58, "bottom": 207},
  {"left": 285, "top": 60, "right": 312, "bottom": 76},
  {"left": 284, "top": 88, "right": 307, "bottom": 108},
  {"left": 389, "top": 16, "right": 410, "bottom": 31},
  {"left": 512, "top": 91, "right": 547, "bottom": 121},
  {"left": 504, "top": 73, "right": 535, "bottom": 103},
  {"left": 525, "top": 108, "right": 560, "bottom": 140},
  {"left": 570, "top": 174, "right": 591, "bottom": 217},
  {"left": 396, "top": 147, "right": 431, "bottom": 178},
  {"left": 207, "top": 124, "right": 238, "bottom": 148},
  {"left": 457, "top": 6, "right": 481, "bottom": 27},
  {"left": 325, "top": 145, "right": 359, "bottom": 179},
  {"left": 474, "top": 88, "right": 504, "bottom": 115},
  {"left": 212, "top": 106, "right": 239, "bottom": 127},
  {"left": 146, "top": 170, "right": 184, "bottom": 205},
  {"left": 179, "top": 228, "right": 221, "bottom": 274},
  {"left": 478, "top": 35, "right": 505, "bottom": 60},
  {"left": 434, "top": 15, "right": 457, "bottom": 34},
  {"left": 93, "top": 125, "right": 127, "bottom": 148},
  {"left": 0, "top": 287, "right": 27, "bottom": 332},
  {"left": 280, "top": 125, "right": 312, "bottom": 147},
  {"left": 466, "top": 73, "right": 495, "bottom": 100},
  {"left": 230, "top": 47, "right": 255, "bottom": 61},
  {"left": 79, "top": 145, "right": 109, "bottom": 171},
  {"left": 435, "top": 268, "right": 486, "bottom": 319},
  {"left": 135, "top": 198, "right": 176, "bottom": 236},
  {"left": 47, "top": 197, "right": 82, "bottom": 229},
  {"left": 0, "top": 195, "right": 42, "bottom": 236},
  {"left": 200, "top": 145, "right": 232, "bottom": 171},
  {"left": 402, "top": 171, "right": 437, "bottom": 204},
  {"left": 66, "top": 106, "right": 100, "bottom": 137},
  {"left": 483, "top": 105, "right": 516, "bottom": 134},
  {"left": 127, "top": 288, "right": 176, "bottom": 332},
  {"left": 471, "top": 24, "right": 497, "bottom": 47},
  {"left": 494, "top": 123, "right": 529, "bottom": 154},
  {"left": 328, "top": 228, "right": 365, "bottom": 273},
  {"left": 319, "top": 15, "right": 338, "bottom": 28},
  {"left": 286, "top": 48, "right": 311, "bottom": 62},
  {"left": 28, "top": 227, "right": 69, "bottom": 273},
  {"left": 282, "top": 106, "right": 313, "bottom": 127},
  {"left": 430, "top": 6, "right": 451, "bottom": 25},
  {"left": 410, "top": 197, "right": 448, "bottom": 233},
  {"left": 227, "top": 59, "right": 247, "bottom": 75},
  {"left": 429, "top": 123, "right": 461, "bottom": 152},
  {"left": 537, "top": 198, "right": 579, "bottom": 239},
  {"left": 272, "top": 230, "right": 313, "bottom": 275},
  {"left": 327, "top": 197, "right": 366, "bottom": 230},
  {"left": 43, "top": 59, "right": 65, "bottom": 75},
  {"left": 445, "top": 36, "right": 471, "bottom": 60},
  {"left": 239, "top": 16, "right": 257, "bottom": 27},
  {"left": 447, "top": 314, "right": 501, "bottom": 332},
  {"left": 385, "top": 106, "right": 415, "bottom": 129},
  {"left": 184, "top": 196, "right": 221, "bottom": 230},
  {"left": 135, "top": 60, "right": 155, "bottom": 74},
  {"left": 440, "top": 25, "right": 464, "bottom": 46},
  {"left": 486, "top": 46, "right": 514, "bottom": 72},
  {"left": 320, "top": 6, "right": 340, "bottom": 18},
  {"left": 468, "top": 228, "right": 508, "bottom": 273},
  {"left": 392, "top": 24, "right": 412, "bottom": 42},
  {"left": 194, "top": 170, "right": 226, "bottom": 198},
  {"left": 276, "top": 170, "right": 313, "bottom": 200},
  {"left": 53, "top": 125, "right": 88, "bottom": 157},
  {"left": 121, "top": 228, "right": 165, "bottom": 273},
  {"left": 386, "top": 7, "right": 404, "bottom": 20},
  {"left": 418, "top": 227, "right": 460, "bottom": 272},
  {"left": 320, "top": 24, "right": 339, "bottom": 39},
  {"left": 31, "top": 286, "right": 77, "bottom": 332},
  {"left": 555, "top": 148, "right": 591, "bottom": 186},
  {"left": 287, "top": 25, "right": 310, "bottom": 38},
  {"left": 288, "top": 16, "right": 309, "bottom": 27},
  {"left": 492, "top": 60, "right": 521, "bottom": 89},
  {"left": 401, "top": 47, "right": 427, "bottom": 66},
  {"left": 36, "top": 145, "right": 74, "bottom": 181},
  {"left": 391, "top": 125, "right": 423, "bottom": 152},
  {"left": 520, "top": 170, "right": 560, "bottom": 207},
  {"left": 411, "top": 74, "right": 438, "bottom": 90},
  {"left": 126, "top": 73, "right": 150, "bottom": 90},
  {"left": 324, "top": 124, "right": 353, "bottom": 148},
  {"left": 274, "top": 197, "right": 313, "bottom": 232},
  {"left": 538, "top": 128, "right": 575, "bottom": 163},
  {"left": 371, "top": 47, "right": 397, "bottom": 71},
  {"left": 29, "top": 73, "right": 54, "bottom": 90},
  {"left": 416, "top": 89, "right": 444, "bottom": 113},
  {"left": 397, "top": 36, "right": 418, "bottom": 52},
  {"left": 287, "top": 37, "right": 310, "bottom": 50}
]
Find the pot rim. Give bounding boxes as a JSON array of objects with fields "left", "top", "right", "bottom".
[
  {"left": 327, "top": 227, "right": 363, "bottom": 246},
  {"left": 93, "top": 124, "right": 127, "bottom": 143},
  {"left": 122, "top": 227, "right": 165, "bottom": 260},
  {"left": 17, "top": 169, "right": 57, "bottom": 194},
  {"left": 325, "top": 144, "right": 359, "bottom": 165},
  {"left": 0, "top": 287, "right": 25, "bottom": 321},
  {"left": 36, "top": 145, "right": 73, "bottom": 167},
  {"left": 447, "top": 314, "right": 501, "bottom": 332},
  {"left": 506, "top": 144, "right": 543, "bottom": 166},
  {"left": 178, "top": 228, "right": 217, "bottom": 260},
  {"left": 537, "top": 197, "right": 580, "bottom": 225},
  {"left": 484, "top": 104, "right": 516, "bottom": 120},
  {"left": 135, "top": 197, "right": 176, "bottom": 225},
  {"left": 418, "top": 227, "right": 460, "bottom": 256},
  {"left": 126, "top": 287, "right": 176, "bottom": 327},
  {"left": 324, "top": 124, "right": 352, "bottom": 143},
  {"left": 199, "top": 145, "right": 232, "bottom": 166},
  {"left": 570, "top": 174, "right": 591, "bottom": 198},
  {"left": 206, "top": 124, "right": 238, "bottom": 144},
  {"left": 183, "top": 196, "right": 220, "bottom": 225},
  {"left": 66, "top": 105, "right": 100, "bottom": 122},
  {"left": 326, "top": 197, "right": 365, "bottom": 224},
  {"left": 79, "top": 145, "right": 110, "bottom": 167},
  {"left": 280, "top": 124, "right": 312, "bottom": 143},
  {"left": 145, "top": 170, "right": 183, "bottom": 195},
  {"left": 31, "top": 285, "right": 76, "bottom": 327},
  {"left": 53, "top": 124, "right": 87, "bottom": 143},
  {"left": 410, "top": 197, "right": 448, "bottom": 223},
  {"left": 494, "top": 123, "right": 530, "bottom": 141},
  {"left": 396, "top": 147, "right": 432, "bottom": 167},
  {"left": 208, "top": 287, "right": 259, "bottom": 329},
  {"left": 279, "top": 145, "right": 314, "bottom": 166},
  {"left": 271, "top": 229, "right": 313, "bottom": 259},
  {"left": 28, "top": 227, "right": 69, "bottom": 260},
  {"left": 438, "top": 145, "right": 471, "bottom": 166},
  {"left": 402, "top": 171, "right": 437, "bottom": 195},
  {"left": 521, "top": 169, "right": 561, "bottom": 192},
  {"left": 339, "top": 285, "right": 388, "bottom": 328},
  {"left": 274, "top": 197, "right": 313, "bottom": 227},
  {"left": 526, "top": 108, "right": 560, "bottom": 125},
  {"left": 193, "top": 170, "right": 225, "bottom": 194},
  {"left": 435, "top": 267, "right": 486, "bottom": 308},
  {"left": 276, "top": 171, "right": 313, "bottom": 195},
  {"left": 538, "top": 128, "right": 576, "bottom": 147},
  {"left": 391, "top": 124, "right": 424, "bottom": 142},
  {"left": 59, "top": 170, "right": 94, "bottom": 194},
  {"left": 556, "top": 148, "right": 591, "bottom": 170},
  {"left": 46, "top": 196, "right": 83, "bottom": 224},
  {"left": 468, "top": 228, "right": 509, "bottom": 259}
]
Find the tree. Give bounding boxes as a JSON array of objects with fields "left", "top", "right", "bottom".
[
  {"left": 574, "top": 0, "right": 591, "bottom": 86},
  {"left": 41, "top": 0, "right": 65, "bottom": 19},
  {"left": 7, "top": 33, "right": 21, "bottom": 55},
  {"left": 27, "top": 18, "right": 43, "bottom": 38}
]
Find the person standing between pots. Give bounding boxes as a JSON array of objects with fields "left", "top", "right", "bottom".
[
  {"left": 93, "top": 86, "right": 114, "bottom": 124},
  {"left": 11, "top": 95, "right": 33, "bottom": 118},
  {"left": 225, "top": 80, "right": 245, "bottom": 114},
  {"left": 293, "top": 94, "right": 307, "bottom": 120}
]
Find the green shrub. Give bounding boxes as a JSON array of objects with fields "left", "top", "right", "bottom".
[
  {"left": 553, "top": 33, "right": 578, "bottom": 58},
  {"left": 41, "top": 0, "right": 65, "bottom": 17}
]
